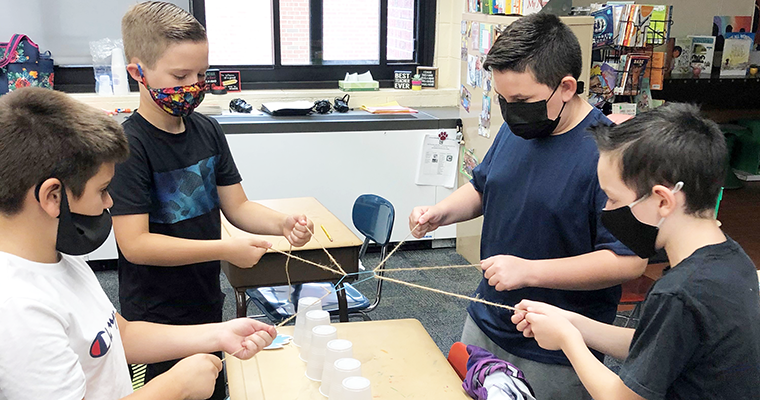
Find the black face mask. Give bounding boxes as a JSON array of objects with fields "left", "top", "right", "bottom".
[
  {"left": 499, "top": 83, "right": 567, "bottom": 140},
  {"left": 36, "top": 181, "right": 113, "bottom": 256},
  {"left": 600, "top": 182, "right": 684, "bottom": 259}
]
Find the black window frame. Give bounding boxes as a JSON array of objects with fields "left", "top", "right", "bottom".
[
  {"left": 191, "top": 0, "right": 436, "bottom": 89},
  {"left": 52, "top": 0, "right": 435, "bottom": 92}
]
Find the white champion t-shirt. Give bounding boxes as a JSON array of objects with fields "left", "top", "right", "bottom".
[{"left": 0, "top": 251, "right": 132, "bottom": 400}]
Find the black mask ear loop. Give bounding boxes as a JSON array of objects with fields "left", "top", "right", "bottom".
[
  {"left": 34, "top": 179, "right": 66, "bottom": 219},
  {"left": 549, "top": 81, "right": 567, "bottom": 121}
]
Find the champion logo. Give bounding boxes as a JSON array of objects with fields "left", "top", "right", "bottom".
[{"left": 89, "top": 310, "right": 117, "bottom": 358}]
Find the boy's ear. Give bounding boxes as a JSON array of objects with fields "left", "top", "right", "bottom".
[
  {"left": 126, "top": 62, "right": 142, "bottom": 83},
  {"left": 559, "top": 76, "right": 577, "bottom": 102},
  {"left": 651, "top": 184, "right": 679, "bottom": 218},
  {"left": 37, "top": 178, "right": 63, "bottom": 219}
]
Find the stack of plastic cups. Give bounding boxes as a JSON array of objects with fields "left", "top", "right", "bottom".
[
  {"left": 306, "top": 325, "right": 338, "bottom": 381},
  {"left": 292, "top": 297, "right": 322, "bottom": 347},
  {"left": 341, "top": 377, "right": 372, "bottom": 400},
  {"left": 319, "top": 339, "right": 353, "bottom": 396},
  {"left": 300, "top": 310, "right": 330, "bottom": 362},
  {"left": 328, "top": 358, "right": 362, "bottom": 400}
]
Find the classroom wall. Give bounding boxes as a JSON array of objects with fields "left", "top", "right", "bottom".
[
  {"left": 572, "top": 0, "right": 757, "bottom": 38},
  {"left": 435, "top": 0, "right": 467, "bottom": 89}
]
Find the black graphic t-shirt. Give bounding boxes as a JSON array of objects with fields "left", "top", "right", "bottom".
[{"left": 110, "top": 111, "right": 241, "bottom": 325}]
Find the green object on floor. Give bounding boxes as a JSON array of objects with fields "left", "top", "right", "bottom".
[
  {"left": 733, "top": 120, "right": 760, "bottom": 174},
  {"left": 723, "top": 134, "right": 744, "bottom": 189}
]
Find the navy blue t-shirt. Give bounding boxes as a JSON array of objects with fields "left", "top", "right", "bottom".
[{"left": 468, "top": 107, "right": 635, "bottom": 365}]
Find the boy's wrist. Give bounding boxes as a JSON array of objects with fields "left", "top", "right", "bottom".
[
  {"left": 145, "top": 370, "right": 185, "bottom": 399},
  {"left": 280, "top": 214, "right": 290, "bottom": 236},
  {"left": 560, "top": 326, "right": 584, "bottom": 353},
  {"left": 216, "top": 239, "right": 232, "bottom": 262}
]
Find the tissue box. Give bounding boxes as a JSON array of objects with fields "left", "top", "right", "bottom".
[{"left": 339, "top": 80, "right": 379, "bottom": 91}]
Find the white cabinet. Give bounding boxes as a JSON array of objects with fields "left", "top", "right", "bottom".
[
  {"left": 226, "top": 128, "right": 457, "bottom": 243},
  {"left": 87, "top": 127, "right": 457, "bottom": 261}
]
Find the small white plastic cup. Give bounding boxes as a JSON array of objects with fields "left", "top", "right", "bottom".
[
  {"left": 342, "top": 376, "right": 372, "bottom": 400},
  {"left": 328, "top": 358, "right": 362, "bottom": 400},
  {"left": 319, "top": 339, "right": 353, "bottom": 397},
  {"left": 293, "top": 296, "right": 322, "bottom": 347},
  {"left": 305, "top": 325, "right": 338, "bottom": 381},
  {"left": 300, "top": 309, "right": 330, "bottom": 361}
]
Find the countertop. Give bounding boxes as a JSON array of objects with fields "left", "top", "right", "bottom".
[{"left": 211, "top": 107, "right": 460, "bottom": 134}]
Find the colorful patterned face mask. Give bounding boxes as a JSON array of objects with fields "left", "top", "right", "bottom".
[{"left": 137, "top": 64, "right": 207, "bottom": 117}]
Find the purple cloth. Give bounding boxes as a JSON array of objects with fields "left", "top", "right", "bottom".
[{"left": 462, "top": 345, "right": 535, "bottom": 400}]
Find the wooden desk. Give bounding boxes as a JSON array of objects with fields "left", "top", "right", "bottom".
[
  {"left": 226, "top": 319, "right": 470, "bottom": 400},
  {"left": 221, "top": 197, "right": 364, "bottom": 319}
]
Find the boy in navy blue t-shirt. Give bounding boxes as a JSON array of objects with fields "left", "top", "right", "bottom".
[
  {"left": 409, "top": 14, "right": 645, "bottom": 399},
  {"left": 513, "top": 103, "right": 760, "bottom": 400}
]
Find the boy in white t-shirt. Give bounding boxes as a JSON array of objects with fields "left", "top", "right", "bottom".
[{"left": 0, "top": 87, "right": 276, "bottom": 400}]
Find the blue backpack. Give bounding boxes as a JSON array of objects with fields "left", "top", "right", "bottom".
[{"left": 0, "top": 34, "right": 54, "bottom": 96}]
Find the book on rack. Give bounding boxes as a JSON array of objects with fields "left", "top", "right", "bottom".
[
  {"left": 522, "top": 0, "right": 543, "bottom": 15},
  {"left": 613, "top": 55, "right": 628, "bottom": 95},
  {"left": 592, "top": 6, "right": 615, "bottom": 48},
  {"left": 688, "top": 35, "right": 716, "bottom": 78},
  {"left": 588, "top": 62, "right": 613, "bottom": 107},
  {"left": 634, "top": 77, "right": 653, "bottom": 113},
  {"left": 669, "top": 37, "right": 693, "bottom": 78},
  {"left": 610, "top": 4, "right": 625, "bottom": 43},
  {"left": 713, "top": 16, "right": 753, "bottom": 49},
  {"left": 493, "top": 0, "right": 507, "bottom": 14},
  {"left": 511, "top": 0, "right": 521, "bottom": 15},
  {"left": 482, "top": 0, "right": 493, "bottom": 14},
  {"left": 647, "top": 5, "right": 672, "bottom": 45},
  {"left": 614, "top": 55, "right": 649, "bottom": 96},
  {"left": 624, "top": 55, "right": 649, "bottom": 95},
  {"left": 633, "top": 5, "right": 654, "bottom": 47},
  {"left": 607, "top": 4, "right": 671, "bottom": 47},
  {"left": 647, "top": 51, "right": 665, "bottom": 90},
  {"left": 720, "top": 32, "right": 755, "bottom": 77},
  {"left": 468, "top": 0, "right": 481, "bottom": 13}
]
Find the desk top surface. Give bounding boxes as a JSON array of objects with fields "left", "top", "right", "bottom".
[
  {"left": 226, "top": 319, "right": 469, "bottom": 400},
  {"left": 222, "top": 197, "right": 363, "bottom": 252}
]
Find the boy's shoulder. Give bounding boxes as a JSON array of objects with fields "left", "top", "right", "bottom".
[
  {"left": 0, "top": 252, "right": 92, "bottom": 307},
  {"left": 122, "top": 111, "right": 220, "bottom": 138},
  {"left": 651, "top": 238, "right": 757, "bottom": 302},
  {"left": 573, "top": 106, "right": 612, "bottom": 135}
]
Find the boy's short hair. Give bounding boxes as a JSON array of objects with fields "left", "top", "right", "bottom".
[
  {"left": 484, "top": 13, "right": 582, "bottom": 88},
  {"left": 0, "top": 88, "right": 129, "bottom": 215},
  {"left": 122, "top": 1, "right": 206, "bottom": 68},
  {"left": 591, "top": 103, "right": 727, "bottom": 216}
]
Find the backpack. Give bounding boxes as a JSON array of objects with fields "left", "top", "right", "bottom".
[{"left": 0, "top": 34, "right": 54, "bottom": 95}]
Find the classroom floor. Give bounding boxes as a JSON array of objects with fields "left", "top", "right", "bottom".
[{"left": 719, "top": 181, "right": 760, "bottom": 266}]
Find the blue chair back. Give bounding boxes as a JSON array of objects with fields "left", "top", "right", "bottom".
[{"left": 352, "top": 194, "right": 395, "bottom": 246}]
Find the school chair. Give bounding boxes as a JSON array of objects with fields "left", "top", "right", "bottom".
[
  {"left": 447, "top": 341, "right": 470, "bottom": 380},
  {"left": 617, "top": 273, "right": 657, "bottom": 328},
  {"left": 247, "top": 194, "right": 395, "bottom": 322}
]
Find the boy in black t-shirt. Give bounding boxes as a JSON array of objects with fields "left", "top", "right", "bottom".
[
  {"left": 110, "top": 3, "right": 313, "bottom": 398},
  {"left": 513, "top": 103, "right": 760, "bottom": 400}
]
